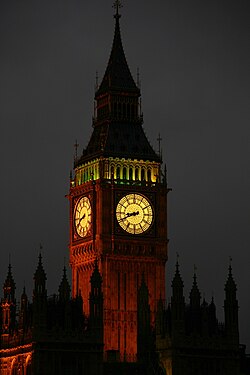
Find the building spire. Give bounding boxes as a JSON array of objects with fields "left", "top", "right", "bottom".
[
  {"left": 3, "top": 263, "right": 16, "bottom": 301},
  {"left": 95, "top": 3, "right": 139, "bottom": 97}
]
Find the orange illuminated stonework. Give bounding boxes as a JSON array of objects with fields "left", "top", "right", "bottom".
[
  {"left": 0, "top": 344, "right": 32, "bottom": 374},
  {"left": 68, "top": 7, "right": 169, "bottom": 361}
]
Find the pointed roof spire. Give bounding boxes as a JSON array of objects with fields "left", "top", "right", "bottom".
[
  {"left": 21, "top": 286, "right": 27, "bottom": 302},
  {"left": 225, "top": 258, "right": 237, "bottom": 295},
  {"left": 138, "top": 273, "right": 150, "bottom": 306},
  {"left": 171, "top": 255, "right": 184, "bottom": 291},
  {"left": 190, "top": 266, "right": 201, "bottom": 308},
  {"left": 34, "top": 252, "right": 47, "bottom": 284},
  {"left": 59, "top": 266, "right": 71, "bottom": 302},
  {"left": 3, "top": 263, "right": 16, "bottom": 300},
  {"left": 90, "top": 259, "right": 102, "bottom": 286},
  {"left": 96, "top": 2, "right": 139, "bottom": 97}
]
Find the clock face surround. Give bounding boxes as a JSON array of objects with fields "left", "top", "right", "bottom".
[
  {"left": 116, "top": 193, "right": 153, "bottom": 234},
  {"left": 74, "top": 196, "right": 92, "bottom": 238}
]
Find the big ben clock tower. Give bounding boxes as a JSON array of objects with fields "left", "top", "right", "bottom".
[{"left": 68, "top": 3, "right": 169, "bottom": 361}]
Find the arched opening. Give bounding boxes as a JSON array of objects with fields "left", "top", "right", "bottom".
[
  {"left": 116, "top": 167, "right": 120, "bottom": 179},
  {"left": 147, "top": 169, "right": 151, "bottom": 182},
  {"left": 11, "top": 359, "right": 18, "bottom": 375},
  {"left": 123, "top": 167, "right": 127, "bottom": 180},
  {"left": 135, "top": 168, "right": 139, "bottom": 180},
  {"left": 129, "top": 168, "right": 133, "bottom": 180},
  {"left": 141, "top": 169, "right": 145, "bottom": 181}
]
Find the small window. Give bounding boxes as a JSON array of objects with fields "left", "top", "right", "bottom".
[
  {"left": 135, "top": 168, "right": 139, "bottom": 180},
  {"left": 129, "top": 168, "right": 133, "bottom": 180},
  {"left": 147, "top": 169, "right": 151, "bottom": 182},
  {"left": 141, "top": 169, "right": 145, "bottom": 181},
  {"left": 123, "top": 167, "right": 127, "bottom": 180},
  {"left": 116, "top": 167, "right": 120, "bottom": 179}
]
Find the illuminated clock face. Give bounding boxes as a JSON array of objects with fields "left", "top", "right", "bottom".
[
  {"left": 116, "top": 193, "right": 153, "bottom": 234},
  {"left": 74, "top": 197, "right": 92, "bottom": 238}
]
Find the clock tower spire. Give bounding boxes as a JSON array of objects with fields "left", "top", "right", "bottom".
[{"left": 69, "top": 4, "right": 169, "bottom": 361}]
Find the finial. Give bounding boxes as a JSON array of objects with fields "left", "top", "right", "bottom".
[
  {"left": 113, "top": 0, "right": 122, "bottom": 18},
  {"left": 136, "top": 67, "right": 141, "bottom": 89},
  {"left": 228, "top": 256, "right": 233, "bottom": 274},
  {"left": 39, "top": 243, "right": 43, "bottom": 251},
  {"left": 74, "top": 139, "right": 79, "bottom": 161},
  {"left": 176, "top": 252, "right": 180, "bottom": 269},
  {"left": 157, "top": 133, "right": 162, "bottom": 158}
]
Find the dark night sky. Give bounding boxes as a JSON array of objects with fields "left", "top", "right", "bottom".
[{"left": 0, "top": 0, "right": 250, "bottom": 348}]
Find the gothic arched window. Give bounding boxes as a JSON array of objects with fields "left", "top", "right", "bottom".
[
  {"left": 135, "top": 168, "right": 139, "bottom": 180},
  {"left": 123, "top": 167, "right": 127, "bottom": 180},
  {"left": 147, "top": 169, "right": 151, "bottom": 182},
  {"left": 116, "top": 167, "right": 120, "bottom": 179},
  {"left": 141, "top": 168, "right": 145, "bottom": 181},
  {"left": 129, "top": 168, "right": 133, "bottom": 180}
]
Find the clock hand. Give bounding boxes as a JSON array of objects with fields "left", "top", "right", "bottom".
[
  {"left": 79, "top": 213, "right": 86, "bottom": 222},
  {"left": 118, "top": 211, "right": 139, "bottom": 222}
]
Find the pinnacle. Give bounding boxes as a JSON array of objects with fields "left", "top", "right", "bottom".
[
  {"left": 96, "top": 9, "right": 139, "bottom": 96},
  {"left": 34, "top": 253, "right": 47, "bottom": 282}
]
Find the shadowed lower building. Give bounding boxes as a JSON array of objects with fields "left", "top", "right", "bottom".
[
  {"left": 0, "top": 257, "right": 103, "bottom": 375},
  {"left": 155, "top": 261, "right": 243, "bottom": 375}
]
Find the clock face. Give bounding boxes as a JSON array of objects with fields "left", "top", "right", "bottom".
[
  {"left": 116, "top": 193, "right": 153, "bottom": 234},
  {"left": 74, "top": 196, "right": 92, "bottom": 238}
]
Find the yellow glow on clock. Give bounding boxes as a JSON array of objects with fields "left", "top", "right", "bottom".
[
  {"left": 74, "top": 197, "right": 92, "bottom": 237},
  {"left": 116, "top": 193, "right": 153, "bottom": 234}
]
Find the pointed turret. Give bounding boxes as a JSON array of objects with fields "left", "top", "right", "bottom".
[
  {"left": 189, "top": 271, "right": 201, "bottom": 309},
  {"left": 89, "top": 260, "right": 103, "bottom": 338},
  {"left": 208, "top": 296, "right": 218, "bottom": 335},
  {"left": 201, "top": 298, "right": 210, "bottom": 336},
  {"left": 1, "top": 264, "right": 16, "bottom": 335},
  {"left": 188, "top": 270, "right": 201, "bottom": 334},
  {"left": 224, "top": 263, "right": 239, "bottom": 344},
  {"left": 33, "top": 253, "right": 47, "bottom": 332},
  {"left": 33, "top": 253, "right": 47, "bottom": 294},
  {"left": 19, "top": 286, "right": 28, "bottom": 331},
  {"left": 59, "top": 266, "right": 71, "bottom": 302},
  {"left": 137, "top": 274, "right": 152, "bottom": 362},
  {"left": 171, "top": 260, "right": 185, "bottom": 336},
  {"left": 3, "top": 263, "right": 16, "bottom": 301}
]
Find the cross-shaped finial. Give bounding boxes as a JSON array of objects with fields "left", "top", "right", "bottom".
[
  {"left": 157, "top": 133, "right": 162, "bottom": 157},
  {"left": 113, "top": 0, "right": 122, "bottom": 18},
  {"left": 74, "top": 139, "right": 79, "bottom": 160}
]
